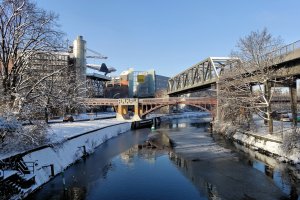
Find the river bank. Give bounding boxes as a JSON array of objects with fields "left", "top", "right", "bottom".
[
  {"left": 0, "top": 119, "right": 131, "bottom": 199},
  {"left": 213, "top": 120, "right": 300, "bottom": 165},
  {"left": 25, "top": 115, "right": 300, "bottom": 200},
  {"left": 1, "top": 112, "right": 210, "bottom": 199}
]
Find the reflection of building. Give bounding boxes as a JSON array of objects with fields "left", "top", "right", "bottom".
[
  {"left": 120, "top": 140, "right": 168, "bottom": 165},
  {"left": 105, "top": 68, "right": 169, "bottom": 98}
]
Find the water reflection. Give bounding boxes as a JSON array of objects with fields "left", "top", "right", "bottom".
[
  {"left": 169, "top": 152, "right": 222, "bottom": 200},
  {"left": 233, "top": 142, "right": 300, "bottom": 200},
  {"left": 27, "top": 117, "right": 300, "bottom": 200},
  {"left": 166, "top": 118, "right": 209, "bottom": 130},
  {"left": 64, "top": 187, "right": 86, "bottom": 200},
  {"left": 120, "top": 132, "right": 173, "bottom": 166}
]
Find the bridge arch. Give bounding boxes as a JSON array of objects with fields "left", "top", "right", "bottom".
[
  {"left": 84, "top": 97, "right": 217, "bottom": 121},
  {"left": 140, "top": 103, "right": 214, "bottom": 118}
]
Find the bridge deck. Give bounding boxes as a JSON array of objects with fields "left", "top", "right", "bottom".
[
  {"left": 168, "top": 40, "right": 300, "bottom": 95},
  {"left": 84, "top": 97, "right": 217, "bottom": 106}
]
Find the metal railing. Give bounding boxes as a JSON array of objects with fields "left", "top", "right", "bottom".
[
  {"left": 275, "top": 40, "right": 300, "bottom": 56},
  {"left": 139, "top": 97, "right": 217, "bottom": 105},
  {"left": 17, "top": 160, "right": 36, "bottom": 175},
  {"left": 84, "top": 98, "right": 118, "bottom": 106}
]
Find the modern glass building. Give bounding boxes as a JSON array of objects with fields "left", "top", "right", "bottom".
[{"left": 105, "top": 68, "right": 169, "bottom": 98}]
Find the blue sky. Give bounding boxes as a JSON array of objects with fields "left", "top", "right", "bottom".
[{"left": 36, "top": 0, "right": 300, "bottom": 77}]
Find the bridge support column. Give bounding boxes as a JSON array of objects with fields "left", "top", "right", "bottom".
[
  {"left": 132, "top": 104, "right": 141, "bottom": 121},
  {"left": 216, "top": 82, "right": 221, "bottom": 122},
  {"left": 139, "top": 106, "right": 144, "bottom": 118},
  {"left": 116, "top": 105, "right": 129, "bottom": 120},
  {"left": 290, "top": 80, "right": 297, "bottom": 127},
  {"left": 116, "top": 105, "right": 124, "bottom": 120}
]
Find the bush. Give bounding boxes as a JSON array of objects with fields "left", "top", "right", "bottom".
[
  {"left": 0, "top": 112, "right": 22, "bottom": 143},
  {"left": 282, "top": 128, "right": 300, "bottom": 154},
  {"left": 0, "top": 111, "right": 49, "bottom": 155}
]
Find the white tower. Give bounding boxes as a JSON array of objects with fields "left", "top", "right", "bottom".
[{"left": 73, "top": 36, "right": 87, "bottom": 96}]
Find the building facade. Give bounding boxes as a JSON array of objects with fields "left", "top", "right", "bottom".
[{"left": 105, "top": 68, "right": 169, "bottom": 98}]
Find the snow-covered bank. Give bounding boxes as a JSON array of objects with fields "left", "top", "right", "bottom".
[
  {"left": 214, "top": 121, "right": 300, "bottom": 165},
  {"left": 48, "top": 112, "right": 116, "bottom": 123},
  {"left": 232, "top": 130, "right": 300, "bottom": 164},
  {"left": 6, "top": 121, "right": 131, "bottom": 199},
  {"left": 0, "top": 118, "right": 124, "bottom": 160}
]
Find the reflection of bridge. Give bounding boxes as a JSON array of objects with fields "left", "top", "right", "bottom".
[{"left": 84, "top": 97, "right": 217, "bottom": 120}]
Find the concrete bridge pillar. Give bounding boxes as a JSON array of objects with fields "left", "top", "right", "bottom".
[
  {"left": 132, "top": 103, "right": 141, "bottom": 121},
  {"left": 116, "top": 98, "right": 141, "bottom": 121},
  {"left": 290, "top": 80, "right": 297, "bottom": 127},
  {"left": 116, "top": 105, "right": 124, "bottom": 120}
]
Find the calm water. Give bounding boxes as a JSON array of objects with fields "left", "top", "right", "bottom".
[{"left": 27, "top": 118, "right": 300, "bottom": 200}]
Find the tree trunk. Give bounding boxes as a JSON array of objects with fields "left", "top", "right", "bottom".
[
  {"left": 265, "top": 81, "right": 273, "bottom": 134},
  {"left": 45, "top": 107, "right": 49, "bottom": 123}
]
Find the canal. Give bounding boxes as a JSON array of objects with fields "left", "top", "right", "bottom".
[{"left": 27, "top": 117, "right": 300, "bottom": 200}]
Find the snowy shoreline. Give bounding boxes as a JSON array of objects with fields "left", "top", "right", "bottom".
[
  {"left": 2, "top": 112, "right": 212, "bottom": 199},
  {"left": 8, "top": 121, "right": 132, "bottom": 199},
  {"left": 214, "top": 122, "right": 300, "bottom": 165},
  {"left": 231, "top": 130, "right": 300, "bottom": 164}
]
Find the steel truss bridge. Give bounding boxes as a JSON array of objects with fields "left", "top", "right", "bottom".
[
  {"left": 168, "top": 40, "right": 300, "bottom": 96},
  {"left": 167, "top": 57, "right": 238, "bottom": 96},
  {"left": 84, "top": 97, "right": 217, "bottom": 120}
]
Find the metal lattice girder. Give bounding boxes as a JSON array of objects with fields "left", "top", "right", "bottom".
[{"left": 168, "top": 57, "right": 238, "bottom": 95}]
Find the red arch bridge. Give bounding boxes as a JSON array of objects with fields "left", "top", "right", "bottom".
[{"left": 84, "top": 97, "right": 217, "bottom": 121}]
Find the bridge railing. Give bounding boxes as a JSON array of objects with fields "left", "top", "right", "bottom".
[
  {"left": 84, "top": 98, "right": 119, "bottom": 106},
  {"left": 276, "top": 40, "right": 300, "bottom": 56},
  {"left": 139, "top": 97, "right": 217, "bottom": 105},
  {"left": 84, "top": 97, "right": 218, "bottom": 106},
  {"left": 139, "top": 97, "right": 179, "bottom": 104}
]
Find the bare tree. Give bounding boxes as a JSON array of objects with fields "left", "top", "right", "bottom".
[
  {"left": 0, "top": 0, "right": 68, "bottom": 146},
  {"left": 219, "top": 28, "right": 289, "bottom": 134},
  {"left": 0, "top": 0, "right": 64, "bottom": 111}
]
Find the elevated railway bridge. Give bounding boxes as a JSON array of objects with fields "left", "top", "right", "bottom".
[
  {"left": 168, "top": 40, "right": 300, "bottom": 96},
  {"left": 167, "top": 40, "right": 300, "bottom": 123},
  {"left": 84, "top": 41, "right": 299, "bottom": 122}
]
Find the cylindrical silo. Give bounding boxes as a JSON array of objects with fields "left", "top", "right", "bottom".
[{"left": 73, "top": 36, "right": 87, "bottom": 96}]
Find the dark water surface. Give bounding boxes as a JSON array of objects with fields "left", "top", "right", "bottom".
[{"left": 27, "top": 118, "right": 300, "bottom": 200}]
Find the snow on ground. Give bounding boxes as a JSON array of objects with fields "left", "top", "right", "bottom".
[
  {"left": 18, "top": 121, "right": 131, "bottom": 199},
  {"left": 48, "top": 118, "right": 124, "bottom": 143},
  {"left": 248, "top": 115, "right": 297, "bottom": 141},
  {"left": 10, "top": 118, "right": 132, "bottom": 199},
  {"left": 231, "top": 115, "right": 300, "bottom": 164},
  {"left": 0, "top": 113, "right": 120, "bottom": 160},
  {"left": 49, "top": 112, "right": 116, "bottom": 122}
]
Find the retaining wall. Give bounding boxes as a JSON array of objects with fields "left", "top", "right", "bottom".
[{"left": 18, "top": 122, "right": 131, "bottom": 198}]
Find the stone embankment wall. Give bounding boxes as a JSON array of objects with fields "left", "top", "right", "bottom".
[
  {"left": 213, "top": 123, "right": 300, "bottom": 164},
  {"left": 18, "top": 122, "right": 131, "bottom": 198}
]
